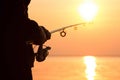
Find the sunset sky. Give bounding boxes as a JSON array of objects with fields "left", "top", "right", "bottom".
[{"left": 28, "top": 0, "right": 120, "bottom": 56}]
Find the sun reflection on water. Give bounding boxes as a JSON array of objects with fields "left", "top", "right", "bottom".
[{"left": 83, "top": 56, "right": 96, "bottom": 80}]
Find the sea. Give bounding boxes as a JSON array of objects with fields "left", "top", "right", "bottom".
[{"left": 32, "top": 56, "right": 120, "bottom": 80}]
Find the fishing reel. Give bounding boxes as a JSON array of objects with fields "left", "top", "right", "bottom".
[{"left": 35, "top": 45, "right": 51, "bottom": 62}]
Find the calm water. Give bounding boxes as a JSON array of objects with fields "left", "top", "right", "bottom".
[{"left": 32, "top": 56, "right": 120, "bottom": 80}]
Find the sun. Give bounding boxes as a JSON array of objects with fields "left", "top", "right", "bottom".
[{"left": 78, "top": 1, "right": 98, "bottom": 22}]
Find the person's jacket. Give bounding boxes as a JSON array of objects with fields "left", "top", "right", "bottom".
[{"left": 2, "top": 0, "right": 49, "bottom": 68}]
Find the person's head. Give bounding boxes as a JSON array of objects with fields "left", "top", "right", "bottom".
[{"left": 24, "top": 0, "right": 31, "bottom": 6}]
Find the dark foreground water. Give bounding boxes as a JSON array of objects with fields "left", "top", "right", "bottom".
[{"left": 32, "top": 56, "right": 120, "bottom": 80}]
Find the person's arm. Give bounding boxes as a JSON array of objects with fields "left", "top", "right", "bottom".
[{"left": 26, "top": 20, "right": 51, "bottom": 45}]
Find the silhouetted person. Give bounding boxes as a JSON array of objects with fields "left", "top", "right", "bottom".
[{"left": 1, "top": 0, "right": 51, "bottom": 80}]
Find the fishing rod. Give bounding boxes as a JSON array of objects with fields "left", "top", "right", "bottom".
[
  {"left": 50, "top": 22, "right": 86, "bottom": 37},
  {"left": 35, "top": 22, "right": 87, "bottom": 62}
]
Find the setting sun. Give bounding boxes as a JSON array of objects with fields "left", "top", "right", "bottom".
[{"left": 78, "top": 1, "right": 98, "bottom": 22}]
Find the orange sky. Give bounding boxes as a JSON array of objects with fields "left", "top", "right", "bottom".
[{"left": 28, "top": 0, "right": 120, "bottom": 56}]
